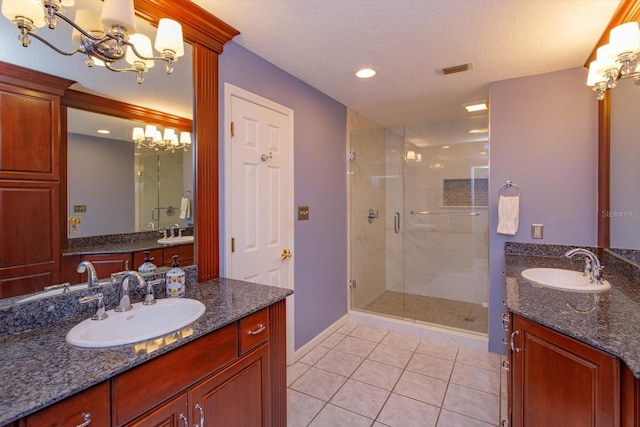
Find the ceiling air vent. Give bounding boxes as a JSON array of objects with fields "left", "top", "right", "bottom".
[{"left": 439, "top": 63, "right": 473, "bottom": 75}]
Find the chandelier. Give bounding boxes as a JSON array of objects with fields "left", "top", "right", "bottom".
[
  {"left": 133, "top": 125, "right": 191, "bottom": 152},
  {"left": 587, "top": 22, "right": 640, "bottom": 100},
  {"left": 1, "top": 0, "right": 184, "bottom": 84}
]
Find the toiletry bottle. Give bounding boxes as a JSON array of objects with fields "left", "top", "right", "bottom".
[
  {"left": 166, "top": 255, "right": 185, "bottom": 298},
  {"left": 138, "top": 251, "right": 157, "bottom": 274}
]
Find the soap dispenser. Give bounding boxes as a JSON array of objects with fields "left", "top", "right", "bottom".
[
  {"left": 138, "top": 251, "right": 157, "bottom": 274},
  {"left": 166, "top": 255, "right": 185, "bottom": 298}
]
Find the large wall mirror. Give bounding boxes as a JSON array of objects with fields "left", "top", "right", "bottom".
[
  {"left": 0, "top": 0, "right": 238, "bottom": 302},
  {"left": 594, "top": 0, "right": 640, "bottom": 263}
]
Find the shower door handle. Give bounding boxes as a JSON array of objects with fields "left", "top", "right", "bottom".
[{"left": 394, "top": 212, "right": 400, "bottom": 233}]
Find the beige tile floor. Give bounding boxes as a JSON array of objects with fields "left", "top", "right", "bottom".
[
  {"left": 287, "top": 322, "right": 507, "bottom": 427},
  {"left": 361, "top": 291, "right": 489, "bottom": 334}
]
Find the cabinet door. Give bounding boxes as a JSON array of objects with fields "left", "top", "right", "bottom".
[
  {"left": 25, "top": 382, "right": 110, "bottom": 427},
  {"left": 510, "top": 314, "right": 619, "bottom": 427},
  {"left": 125, "top": 393, "right": 188, "bottom": 427},
  {"left": 189, "top": 344, "right": 270, "bottom": 427}
]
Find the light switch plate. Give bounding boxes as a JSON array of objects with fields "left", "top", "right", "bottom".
[
  {"left": 74, "top": 205, "right": 87, "bottom": 213},
  {"left": 298, "top": 205, "right": 309, "bottom": 221},
  {"left": 531, "top": 224, "right": 543, "bottom": 239}
]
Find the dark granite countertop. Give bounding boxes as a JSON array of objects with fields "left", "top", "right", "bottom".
[
  {"left": 0, "top": 278, "right": 292, "bottom": 425},
  {"left": 505, "top": 254, "right": 640, "bottom": 378},
  {"left": 62, "top": 237, "right": 193, "bottom": 256}
]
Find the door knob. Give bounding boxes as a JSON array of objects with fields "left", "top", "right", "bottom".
[{"left": 281, "top": 249, "right": 292, "bottom": 260}]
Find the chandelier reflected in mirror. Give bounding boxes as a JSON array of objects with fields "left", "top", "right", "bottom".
[
  {"left": 133, "top": 125, "right": 191, "bottom": 152},
  {"left": 587, "top": 22, "right": 640, "bottom": 100},
  {"left": 1, "top": 0, "right": 184, "bottom": 84}
]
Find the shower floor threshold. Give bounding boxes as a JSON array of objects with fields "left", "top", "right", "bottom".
[{"left": 357, "top": 290, "right": 488, "bottom": 334}]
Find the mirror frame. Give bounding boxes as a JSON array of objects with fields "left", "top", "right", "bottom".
[
  {"left": 61, "top": 89, "right": 193, "bottom": 246},
  {"left": 132, "top": 1, "right": 238, "bottom": 281},
  {"left": 591, "top": 0, "right": 640, "bottom": 253}
]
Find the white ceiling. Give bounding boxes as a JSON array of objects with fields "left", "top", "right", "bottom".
[{"left": 193, "top": 0, "right": 622, "bottom": 127}]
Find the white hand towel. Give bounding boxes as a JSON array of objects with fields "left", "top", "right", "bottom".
[
  {"left": 179, "top": 197, "right": 191, "bottom": 219},
  {"left": 497, "top": 195, "right": 519, "bottom": 235}
]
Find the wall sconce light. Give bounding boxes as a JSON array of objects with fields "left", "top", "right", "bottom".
[
  {"left": 587, "top": 21, "right": 640, "bottom": 100},
  {"left": 132, "top": 125, "right": 191, "bottom": 152},
  {"left": 1, "top": 0, "right": 184, "bottom": 84}
]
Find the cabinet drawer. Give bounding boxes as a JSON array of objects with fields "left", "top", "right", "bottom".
[
  {"left": 163, "top": 244, "right": 193, "bottom": 267},
  {"left": 239, "top": 308, "right": 270, "bottom": 355},
  {"left": 112, "top": 323, "right": 237, "bottom": 426},
  {"left": 133, "top": 249, "right": 163, "bottom": 271},
  {"left": 25, "top": 381, "right": 110, "bottom": 427}
]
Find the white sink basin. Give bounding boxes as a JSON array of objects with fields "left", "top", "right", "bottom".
[
  {"left": 157, "top": 235, "right": 194, "bottom": 245},
  {"left": 66, "top": 298, "right": 205, "bottom": 348},
  {"left": 521, "top": 268, "right": 611, "bottom": 292}
]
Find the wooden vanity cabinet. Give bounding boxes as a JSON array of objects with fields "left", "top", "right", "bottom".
[
  {"left": 24, "top": 381, "right": 110, "bottom": 427},
  {"left": 508, "top": 313, "right": 620, "bottom": 427},
  {"left": 123, "top": 393, "right": 188, "bottom": 427}
]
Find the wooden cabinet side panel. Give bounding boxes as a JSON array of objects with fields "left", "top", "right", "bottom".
[
  {"left": 25, "top": 382, "right": 110, "bottom": 427},
  {"left": 512, "top": 315, "right": 619, "bottom": 427},
  {"left": 269, "top": 299, "right": 287, "bottom": 427},
  {"left": 112, "top": 324, "right": 237, "bottom": 426},
  {"left": 0, "top": 85, "right": 59, "bottom": 180},
  {"left": 621, "top": 365, "right": 639, "bottom": 427},
  {"left": 189, "top": 344, "right": 270, "bottom": 427}
]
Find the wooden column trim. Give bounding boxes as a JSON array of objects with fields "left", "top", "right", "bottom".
[{"left": 270, "top": 299, "right": 288, "bottom": 426}]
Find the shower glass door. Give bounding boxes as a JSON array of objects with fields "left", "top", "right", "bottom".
[
  {"left": 349, "top": 116, "right": 489, "bottom": 335},
  {"left": 349, "top": 126, "right": 406, "bottom": 319}
]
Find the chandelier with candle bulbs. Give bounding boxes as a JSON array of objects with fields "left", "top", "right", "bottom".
[
  {"left": 1, "top": 0, "right": 184, "bottom": 84},
  {"left": 587, "top": 22, "right": 640, "bottom": 100},
  {"left": 133, "top": 125, "right": 191, "bottom": 152}
]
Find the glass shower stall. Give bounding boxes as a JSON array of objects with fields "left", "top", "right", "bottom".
[{"left": 349, "top": 116, "right": 489, "bottom": 335}]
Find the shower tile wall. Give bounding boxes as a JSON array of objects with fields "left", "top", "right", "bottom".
[{"left": 388, "top": 142, "right": 489, "bottom": 305}]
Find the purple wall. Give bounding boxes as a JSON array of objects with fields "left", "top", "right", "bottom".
[
  {"left": 487, "top": 67, "right": 598, "bottom": 353},
  {"left": 219, "top": 42, "right": 348, "bottom": 350}
]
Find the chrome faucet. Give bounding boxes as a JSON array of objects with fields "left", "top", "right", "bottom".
[
  {"left": 76, "top": 261, "right": 99, "bottom": 288},
  {"left": 115, "top": 271, "right": 146, "bottom": 312},
  {"left": 564, "top": 248, "right": 604, "bottom": 285},
  {"left": 171, "top": 223, "right": 180, "bottom": 237}
]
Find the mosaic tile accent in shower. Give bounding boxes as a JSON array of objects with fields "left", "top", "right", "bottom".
[{"left": 442, "top": 178, "right": 488, "bottom": 207}]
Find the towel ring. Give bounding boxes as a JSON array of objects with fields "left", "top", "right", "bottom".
[{"left": 498, "top": 180, "right": 520, "bottom": 197}]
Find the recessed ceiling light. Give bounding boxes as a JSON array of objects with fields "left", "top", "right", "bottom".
[
  {"left": 97, "top": 129, "right": 111, "bottom": 134},
  {"left": 463, "top": 102, "right": 488, "bottom": 112},
  {"left": 469, "top": 128, "right": 489, "bottom": 134},
  {"left": 442, "top": 145, "right": 451, "bottom": 149},
  {"left": 356, "top": 68, "right": 376, "bottom": 79}
]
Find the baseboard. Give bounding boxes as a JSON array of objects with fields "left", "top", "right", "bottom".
[{"left": 291, "top": 314, "right": 348, "bottom": 364}]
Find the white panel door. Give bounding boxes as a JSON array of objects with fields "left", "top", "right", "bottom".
[{"left": 229, "top": 95, "right": 292, "bottom": 288}]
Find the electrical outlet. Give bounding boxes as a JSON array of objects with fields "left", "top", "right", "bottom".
[{"left": 531, "top": 224, "right": 543, "bottom": 239}]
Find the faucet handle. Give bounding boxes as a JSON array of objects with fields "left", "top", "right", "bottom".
[
  {"left": 78, "top": 293, "right": 108, "bottom": 320},
  {"left": 593, "top": 265, "right": 604, "bottom": 284},
  {"left": 142, "top": 278, "right": 163, "bottom": 305},
  {"left": 583, "top": 258, "right": 592, "bottom": 277}
]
